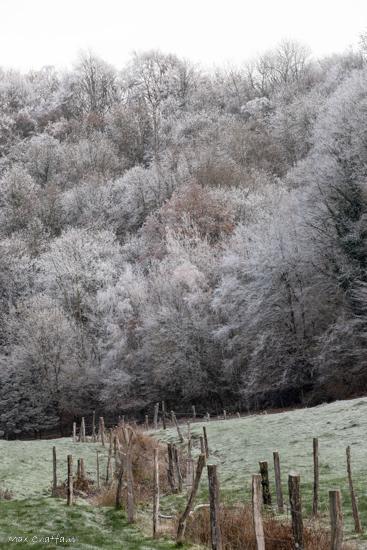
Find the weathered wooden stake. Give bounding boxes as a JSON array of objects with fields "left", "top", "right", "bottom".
[
  {"left": 207, "top": 464, "right": 223, "bottom": 550},
  {"left": 77, "top": 458, "right": 81, "bottom": 481},
  {"left": 67, "top": 454, "right": 73, "bottom": 506},
  {"left": 96, "top": 450, "right": 100, "bottom": 490},
  {"left": 153, "top": 403, "right": 159, "bottom": 430},
  {"left": 200, "top": 435, "right": 206, "bottom": 456},
  {"left": 162, "top": 401, "right": 167, "bottom": 430},
  {"left": 145, "top": 415, "right": 149, "bottom": 431},
  {"left": 52, "top": 446, "right": 57, "bottom": 496},
  {"left": 288, "top": 472, "right": 303, "bottom": 550},
  {"left": 72, "top": 422, "right": 77, "bottom": 443},
  {"left": 80, "top": 457, "right": 85, "bottom": 480},
  {"left": 329, "top": 489, "right": 343, "bottom": 550},
  {"left": 236, "top": 412, "right": 240, "bottom": 419},
  {"left": 125, "top": 451, "right": 135, "bottom": 523},
  {"left": 206, "top": 412, "right": 210, "bottom": 422},
  {"left": 252, "top": 474, "right": 265, "bottom": 550},
  {"left": 203, "top": 426, "right": 209, "bottom": 458},
  {"left": 153, "top": 448, "right": 160, "bottom": 538},
  {"left": 273, "top": 451, "right": 284, "bottom": 513},
  {"left": 313, "top": 437, "right": 319, "bottom": 516},
  {"left": 259, "top": 461, "right": 271, "bottom": 506},
  {"left": 223, "top": 410, "right": 227, "bottom": 421},
  {"left": 80, "top": 417, "right": 86, "bottom": 443},
  {"left": 92, "top": 410, "right": 96, "bottom": 442},
  {"left": 99, "top": 417, "right": 105, "bottom": 447},
  {"left": 171, "top": 410, "right": 184, "bottom": 443},
  {"left": 167, "top": 443, "right": 176, "bottom": 491},
  {"left": 173, "top": 445, "right": 183, "bottom": 492},
  {"left": 346, "top": 446, "right": 362, "bottom": 533},
  {"left": 115, "top": 459, "right": 124, "bottom": 509},
  {"left": 176, "top": 454, "right": 206, "bottom": 543},
  {"left": 192, "top": 405, "right": 196, "bottom": 420}
]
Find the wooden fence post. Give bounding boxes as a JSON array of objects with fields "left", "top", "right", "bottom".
[
  {"left": 177, "top": 454, "right": 206, "bottom": 543},
  {"left": 203, "top": 426, "right": 209, "bottom": 458},
  {"left": 67, "top": 454, "right": 73, "bottom": 506},
  {"left": 77, "top": 458, "right": 81, "bottom": 481},
  {"left": 80, "top": 457, "right": 85, "bottom": 480},
  {"left": 96, "top": 450, "right": 100, "bottom": 490},
  {"left": 92, "top": 410, "right": 96, "bottom": 442},
  {"left": 223, "top": 410, "right": 227, "bottom": 421},
  {"left": 115, "top": 459, "right": 124, "bottom": 509},
  {"left": 126, "top": 451, "right": 135, "bottom": 523},
  {"left": 145, "top": 415, "right": 149, "bottom": 431},
  {"left": 153, "top": 403, "right": 159, "bottom": 430},
  {"left": 72, "top": 422, "right": 77, "bottom": 443},
  {"left": 167, "top": 443, "right": 176, "bottom": 491},
  {"left": 206, "top": 412, "right": 210, "bottom": 422},
  {"left": 200, "top": 436, "right": 206, "bottom": 456},
  {"left": 313, "top": 437, "right": 319, "bottom": 516},
  {"left": 162, "top": 401, "right": 167, "bottom": 430},
  {"left": 52, "top": 446, "right": 57, "bottom": 496},
  {"left": 329, "top": 489, "right": 343, "bottom": 550},
  {"left": 171, "top": 411, "right": 184, "bottom": 443},
  {"left": 207, "top": 464, "right": 223, "bottom": 550},
  {"left": 252, "top": 474, "right": 265, "bottom": 550},
  {"left": 173, "top": 445, "right": 183, "bottom": 492},
  {"left": 288, "top": 472, "right": 303, "bottom": 550},
  {"left": 237, "top": 412, "right": 240, "bottom": 419},
  {"left": 192, "top": 405, "right": 196, "bottom": 420},
  {"left": 80, "top": 417, "right": 86, "bottom": 443},
  {"left": 259, "top": 461, "right": 271, "bottom": 506},
  {"left": 273, "top": 451, "right": 284, "bottom": 513},
  {"left": 346, "top": 446, "right": 362, "bottom": 533},
  {"left": 99, "top": 417, "right": 105, "bottom": 447},
  {"left": 153, "top": 448, "right": 159, "bottom": 538}
]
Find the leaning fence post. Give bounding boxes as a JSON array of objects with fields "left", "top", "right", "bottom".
[
  {"left": 259, "top": 461, "right": 271, "bottom": 506},
  {"left": 313, "top": 437, "right": 319, "bottom": 516},
  {"left": 273, "top": 451, "right": 284, "bottom": 513},
  {"left": 67, "top": 454, "right": 73, "bottom": 506},
  {"left": 177, "top": 454, "right": 206, "bottom": 543},
  {"left": 52, "top": 446, "right": 57, "bottom": 496},
  {"left": 207, "top": 464, "right": 223, "bottom": 550},
  {"left": 346, "top": 446, "right": 362, "bottom": 533},
  {"left": 252, "top": 474, "right": 265, "bottom": 550},
  {"left": 203, "top": 426, "right": 209, "bottom": 458},
  {"left": 153, "top": 447, "right": 160, "bottom": 538},
  {"left": 171, "top": 410, "right": 184, "bottom": 443},
  {"left": 329, "top": 489, "right": 343, "bottom": 550},
  {"left": 288, "top": 472, "right": 303, "bottom": 550}
]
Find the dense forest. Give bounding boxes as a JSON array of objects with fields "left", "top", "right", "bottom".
[{"left": 1, "top": 40, "right": 367, "bottom": 436}]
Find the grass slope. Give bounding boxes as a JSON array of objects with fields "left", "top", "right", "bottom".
[
  {"left": 156, "top": 397, "right": 367, "bottom": 543},
  {"left": 0, "top": 438, "right": 180, "bottom": 549}
]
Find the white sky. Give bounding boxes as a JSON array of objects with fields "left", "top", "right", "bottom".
[{"left": 1, "top": 0, "right": 367, "bottom": 72}]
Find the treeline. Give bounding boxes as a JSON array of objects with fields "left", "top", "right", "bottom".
[{"left": 1, "top": 40, "right": 367, "bottom": 436}]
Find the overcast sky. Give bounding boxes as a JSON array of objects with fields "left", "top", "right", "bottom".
[{"left": 1, "top": 0, "right": 367, "bottom": 71}]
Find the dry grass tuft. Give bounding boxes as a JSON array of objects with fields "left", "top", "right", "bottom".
[
  {"left": 94, "top": 426, "right": 171, "bottom": 507},
  {"left": 0, "top": 487, "right": 13, "bottom": 500},
  {"left": 184, "top": 505, "right": 336, "bottom": 550}
]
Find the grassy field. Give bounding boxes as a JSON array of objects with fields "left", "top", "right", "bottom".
[
  {"left": 2, "top": 397, "right": 367, "bottom": 548},
  {"left": 156, "top": 397, "right": 367, "bottom": 545},
  {"left": 0, "top": 438, "right": 183, "bottom": 549}
]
